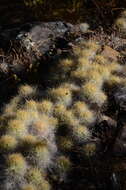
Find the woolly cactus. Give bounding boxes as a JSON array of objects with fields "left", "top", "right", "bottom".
[
  {"left": 37, "top": 100, "right": 53, "bottom": 115},
  {"left": 6, "top": 153, "right": 27, "bottom": 176},
  {"left": 19, "top": 84, "right": 37, "bottom": 97},
  {"left": 57, "top": 136, "right": 74, "bottom": 152},
  {"left": 115, "top": 18, "right": 126, "bottom": 31},
  {"left": 94, "top": 55, "right": 107, "bottom": 65},
  {"left": 0, "top": 135, "right": 17, "bottom": 152},
  {"left": 20, "top": 135, "right": 37, "bottom": 150},
  {"left": 1, "top": 40, "right": 126, "bottom": 190},
  {"left": 80, "top": 82, "right": 107, "bottom": 106},
  {"left": 115, "top": 9, "right": 126, "bottom": 37},
  {"left": 72, "top": 101, "right": 95, "bottom": 125},
  {"left": 7, "top": 120, "right": 27, "bottom": 137},
  {"left": 56, "top": 156, "right": 71, "bottom": 182},
  {"left": 38, "top": 180, "right": 51, "bottom": 190},
  {"left": 29, "top": 142, "right": 52, "bottom": 169},
  {"left": 54, "top": 104, "right": 78, "bottom": 127},
  {"left": 72, "top": 124, "right": 91, "bottom": 143},
  {"left": 48, "top": 87, "right": 72, "bottom": 106},
  {"left": 58, "top": 59, "right": 73, "bottom": 72},
  {"left": 106, "top": 75, "right": 122, "bottom": 88},
  {"left": 21, "top": 184, "right": 37, "bottom": 190},
  {"left": 26, "top": 167, "right": 44, "bottom": 185}
]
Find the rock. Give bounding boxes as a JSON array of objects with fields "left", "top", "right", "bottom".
[
  {"left": 99, "top": 115, "right": 117, "bottom": 128},
  {"left": 0, "top": 21, "right": 88, "bottom": 75},
  {"left": 114, "top": 87, "right": 126, "bottom": 112},
  {"left": 113, "top": 124, "right": 126, "bottom": 155},
  {"left": 16, "top": 22, "right": 74, "bottom": 54},
  {"left": 101, "top": 46, "right": 120, "bottom": 62}
]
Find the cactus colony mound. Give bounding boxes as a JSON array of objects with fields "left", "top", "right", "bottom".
[{"left": 0, "top": 40, "right": 126, "bottom": 189}]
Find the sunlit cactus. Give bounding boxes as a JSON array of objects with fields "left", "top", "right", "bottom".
[
  {"left": 60, "top": 82, "right": 80, "bottom": 92},
  {"left": 115, "top": 18, "right": 126, "bottom": 31},
  {"left": 7, "top": 120, "right": 27, "bottom": 137},
  {"left": 83, "top": 40, "right": 100, "bottom": 51},
  {"left": 77, "top": 57, "right": 91, "bottom": 70},
  {"left": 54, "top": 104, "right": 78, "bottom": 127},
  {"left": 0, "top": 135, "right": 17, "bottom": 152},
  {"left": 72, "top": 124, "right": 90, "bottom": 143},
  {"left": 16, "top": 109, "right": 31, "bottom": 121},
  {"left": 94, "top": 55, "right": 107, "bottom": 65},
  {"left": 107, "top": 61, "right": 122, "bottom": 73},
  {"left": 57, "top": 156, "right": 71, "bottom": 172},
  {"left": 20, "top": 135, "right": 37, "bottom": 150},
  {"left": 3, "top": 96, "right": 21, "bottom": 117},
  {"left": 58, "top": 58, "right": 74, "bottom": 72},
  {"left": 26, "top": 167, "right": 43, "bottom": 185},
  {"left": 73, "top": 45, "right": 97, "bottom": 59},
  {"left": 72, "top": 101, "right": 95, "bottom": 125},
  {"left": 31, "top": 117, "right": 52, "bottom": 137},
  {"left": 56, "top": 155, "right": 71, "bottom": 182},
  {"left": 48, "top": 86, "right": 72, "bottom": 106},
  {"left": 92, "top": 63, "right": 110, "bottom": 81},
  {"left": 21, "top": 184, "right": 37, "bottom": 190},
  {"left": 115, "top": 10, "right": 126, "bottom": 37},
  {"left": 38, "top": 179, "right": 51, "bottom": 190},
  {"left": 19, "top": 84, "right": 37, "bottom": 98},
  {"left": 80, "top": 49, "right": 96, "bottom": 60},
  {"left": 71, "top": 69, "right": 88, "bottom": 81},
  {"left": 106, "top": 75, "right": 122, "bottom": 88},
  {"left": 37, "top": 100, "right": 53, "bottom": 115},
  {"left": 1, "top": 39, "right": 126, "bottom": 189},
  {"left": 25, "top": 100, "right": 37, "bottom": 111},
  {"left": 85, "top": 69, "right": 103, "bottom": 86},
  {"left": 80, "top": 82, "right": 107, "bottom": 106},
  {"left": 29, "top": 141, "right": 52, "bottom": 169},
  {"left": 57, "top": 136, "right": 74, "bottom": 152},
  {"left": 6, "top": 153, "right": 27, "bottom": 176}
]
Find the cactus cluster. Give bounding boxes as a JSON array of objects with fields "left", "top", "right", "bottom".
[
  {"left": 0, "top": 40, "right": 126, "bottom": 189},
  {"left": 0, "top": 85, "right": 58, "bottom": 190},
  {"left": 115, "top": 10, "right": 126, "bottom": 36}
]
